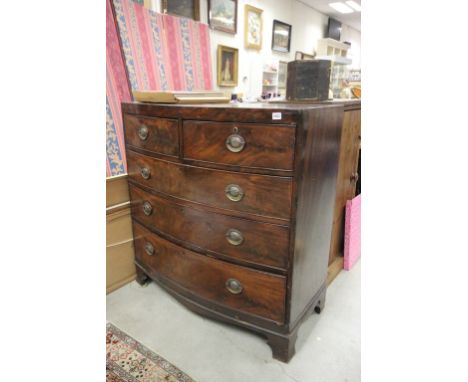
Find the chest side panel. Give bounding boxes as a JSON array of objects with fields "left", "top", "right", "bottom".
[{"left": 289, "top": 106, "right": 344, "bottom": 325}]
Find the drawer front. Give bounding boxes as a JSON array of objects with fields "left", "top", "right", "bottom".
[
  {"left": 129, "top": 184, "right": 289, "bottom": 270},
  {"left": 183, "top": 120, "right": 295, "bottom": 170},
  {"left": 124, "top": 114, "right": 179, "bottom": 156},
  {"left": 133, "top": 222, "right": 286, "bottom": 323},
  {"left": 127, "top": 151, "right": 293, "bottom": 220}
]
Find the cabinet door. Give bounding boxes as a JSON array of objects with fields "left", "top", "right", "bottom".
[{"left": 328, "top": 109, "right": 361, "bottom": 266}]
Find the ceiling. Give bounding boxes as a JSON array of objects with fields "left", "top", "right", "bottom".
[{"left": 297, "top": 0, "right": 361, "bottom": 31}]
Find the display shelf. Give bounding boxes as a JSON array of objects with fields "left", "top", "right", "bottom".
[
  {"left": 316, "top": 38, "right": 350, "bottom": 57},
  {"left": 315, "top": 55, "right": 352, "bottom": 65},
  {"left": 261, "top": 67, "right": 279, "bottom": 98}
]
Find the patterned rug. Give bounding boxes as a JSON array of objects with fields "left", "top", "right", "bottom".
[{"left": 106, "top": 323, "right": 196, "bottom": 382}]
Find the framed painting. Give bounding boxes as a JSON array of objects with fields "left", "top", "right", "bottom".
[
  {"left": 295, "top": 51, "right": 315, "bottom": 60},
  {"left": 208, "top": 0, "right": 237, "bottom": 34},
  {"left": 217, "top": 45, "right": 238, "bottom": 87},
  {"left": 244, "top": 4, "right": 262, "bottom": 50},
  {"left": 272, "top": 20, "right": 291, "bottom": 53},
  {"left": 162, "top": 0, "right": 200, "bottom": 21}
]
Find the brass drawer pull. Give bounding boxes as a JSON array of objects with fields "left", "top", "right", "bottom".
[
  {"left": 142, "top": 201, "right": 153, "bottom": 216},
  {"left": 225, "top": 184, "right": 244, "bottom": 202},
  {"left": 144, "top": 242, "right": 155, "bottom": 256},
  {"left": 225, "top": 229, "right": 244, "bottom": 246},
  {"left": 140, "top": 167, "right": 151, "bottom": 180},
  {"left": 138, "top": 125, "right": 149, "bottom": 140},
  {"left": 225, "top": 278, "right": 243, "bottom": 294},
  {"left": 226, "top": 132, "right": 245, "bottom": 153}
]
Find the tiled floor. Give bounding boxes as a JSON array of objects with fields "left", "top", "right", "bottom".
[{"left": 107, "top": 261, "right": 360, "bottom": 382}]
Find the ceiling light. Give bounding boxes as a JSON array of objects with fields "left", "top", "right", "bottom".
[
  {"left": 346, "top": 1, "right": 361, "bottom": 11},
  {"left": 329, "top": 2, "right": 354, "bottom": 14}
]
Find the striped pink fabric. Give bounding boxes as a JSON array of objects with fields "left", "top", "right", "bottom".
[
  {"left": 106, "top": 0, "right": 213, "bottom": 176},
  {"left": 344, "top": 194, "right": 361, "bottom": 270},
  {"left": 113, "top": 0, "right": 213, "bottom": 92},
  {"left": 106, "top": 0, "right": 131, "bottom": 176}
]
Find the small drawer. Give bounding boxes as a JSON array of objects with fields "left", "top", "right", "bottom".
[
  {"left": 127, "top": 151, "right": 293, "bottom": 221},
  {"left": 183, "top": 120, "right": 295, "bottom": 170},
  {"left": 133, "top": 222, "right": 286, "bottom": 323},
  {"left": 124, "top": 114, "right": 179, "bottom": 156},
  {"left": 129, "top": 184, "right": 290, "bottom": 270}
]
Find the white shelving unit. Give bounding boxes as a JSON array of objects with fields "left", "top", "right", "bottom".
[
  {"left": 316, "top": 38, "right": 351, "bottom": 59},
  {"left": 261, "top": 70, "right": 278, "bottom": 98},
  {"left": 315, "top": 38, "right": 353, "bottom": 99}
]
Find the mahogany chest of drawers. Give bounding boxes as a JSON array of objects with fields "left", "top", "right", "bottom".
[{"left": 122, "top": 102, "right": 344, "bottom": 362}]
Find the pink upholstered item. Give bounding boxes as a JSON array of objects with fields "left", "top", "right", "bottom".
[{"left": 344, "top": 194, "right": 361, "bottom": 270}]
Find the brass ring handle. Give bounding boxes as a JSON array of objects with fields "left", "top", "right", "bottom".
[
  {"left": 140, "top": 167, "right": 151, "bottom": 180},
  {"left": 225, "top": 184, "right": 244, "bottom": 202},
  {"left": 225, "top": 229, "right": 244, "bottom": 246},
  {"left": 138, "top": 125, "right": 149, "bottom": 140},
  {"left": 226, "top": 133, "right": 245, "bottom": 153},
  {"left": 225, "top": 278, "right": 243, "bottom": 294},
  {"left": 144, "top": 242, "right": 155, "bottom": 256},
  {"left": 142, "top": 201, "right": 153, "bottom": 216}
]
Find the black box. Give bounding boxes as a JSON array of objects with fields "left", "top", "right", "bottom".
[{"left": 286, "top": 60, "right": 331, "bottom": 101}]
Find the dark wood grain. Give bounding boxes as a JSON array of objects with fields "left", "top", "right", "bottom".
[
  {"left": 122, "top": 102, "right": 314, "bottom": 125},
  {"left": 183, "top": 120, "right": 296, "bottom": 170},
  {"left": 129, "top": 184, "right": 290, "bottom": 271},
  {"left": 133, "top": 222, "right": 286, "bottom": 323},
  {"left": 123, "top": 114, "right": 179, "bottom": 157},
  {"left": 289, "top": 105, "right": 343, "bottom": 325},
  {"left": 127, "top": 150, "right": 293, "bottom": 220},
  {"left": 123, "top": 101, "right": 347, "bottom": 363}
]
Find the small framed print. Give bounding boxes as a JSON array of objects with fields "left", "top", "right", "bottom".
[
  {"left": 244, "top": 4, "right": 263, "bottom": 50},
  {"left": 272, "top": 20, "right": 291, "bottom": 53},
  {"left": 295, "top": 51, "right": 315, "bottom": 60},
  {"left": 162, "top": 0, "right": 200, "bottom": 21},
  {"left": 208, "top": 0, "right": 237, "bottom": 34},
  {"left": 217, "top": 45, "right": 238, "bottom": 87}
]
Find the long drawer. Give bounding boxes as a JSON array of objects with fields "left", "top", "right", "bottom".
[
  {"left": 183, "top": 120, "right": 295, "bottom": 170},
  {"left": 129, "top": 184, "right": 290, "bottom": 270},
  {"left": 127, "top": 150, "right": 293, "bottom": 220},
  {"left": 133, "top": 222, "right": 286, "bottom": 323}
]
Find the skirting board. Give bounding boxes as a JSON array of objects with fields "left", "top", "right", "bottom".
[{"left": 107, "top": 174, "right": 136, "bottom": 294}]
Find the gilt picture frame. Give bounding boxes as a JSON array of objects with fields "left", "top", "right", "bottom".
[
  {"left": 244, "top": 4, "right": 263, "bottom": 50},
  {"left": 208, "top": 0, "right": 237, "bottom": 34},
  {"left": 162, "top": 0, "right": 200, "bottom": 21},
  {"left": 217, "top": 45, "right": 238, "bottom": 87}
]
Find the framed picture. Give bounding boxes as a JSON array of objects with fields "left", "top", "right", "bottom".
[
  {"left": 272, "top": 20, "right": 291, "bottom": 53},
  {"left": 278, "top": 61, "right": 288, "bottom": 89},
  {"left": 208, "top": 0, "right": 237, "bottom": 34},
  {"left": 217, "top": 45, "right": 238, "bottom": 87},
  {"left": 295, "top": 51, "right": 315, "bottom": 60},
  {"left": 244, "top": 4, "right": 262, "bottom": 50},
  {"left": 162, "top": 0, "right": 200, "bottom": 21}
]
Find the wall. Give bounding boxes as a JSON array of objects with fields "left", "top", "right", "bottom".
[{"left": 151, "top": 0, "right": 361, "bottom": 97}]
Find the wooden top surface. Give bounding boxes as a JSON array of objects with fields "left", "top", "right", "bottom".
[
  {"left": 122, "top": 99, "right": 360, "bottom": 124},
  {"left": 123, "top": 99, "right": 360, "bottom": 111}
]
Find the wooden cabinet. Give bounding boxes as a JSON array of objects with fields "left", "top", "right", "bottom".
[
  {"left": 328, "top": 101, "right": 361, "bottom": 283},
  {"left": 123, "top": 102, "right": 344, "bottom": 362}
]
